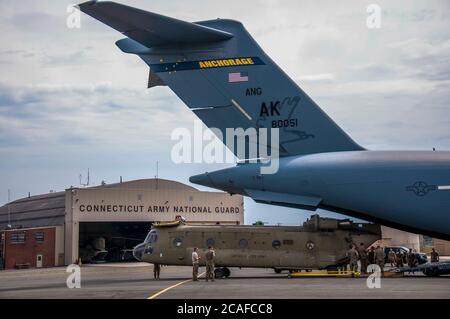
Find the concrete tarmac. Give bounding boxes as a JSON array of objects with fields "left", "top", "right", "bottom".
[{"left": 0, "top": 263, "right": 449, "bottom": 299}]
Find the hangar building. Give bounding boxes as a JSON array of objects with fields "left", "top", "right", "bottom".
[{"left": 0, "top": 179, "right": 244, "bottom": 269}]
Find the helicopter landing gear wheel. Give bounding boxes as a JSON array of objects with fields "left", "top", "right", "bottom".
[{"left": 214, "top": 267, "right": 230, "bottom": 279}]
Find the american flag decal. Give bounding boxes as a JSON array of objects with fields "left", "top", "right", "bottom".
[{"left": 228, "top": 72, "right": 249, "bottom": 83}]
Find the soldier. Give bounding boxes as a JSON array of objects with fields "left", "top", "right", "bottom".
[
  {"left": 375, "top": 245, "right": 385, "bottom": 273},
  {"left": 346, "top": 245, "right": 359, "bottom": 273},
  {"left": 407, "top": 250, "right": 417, "bottom": 267},
  {"left": 368, "top": 246, "right": 376, "bottom": 266},
  {"left": 205, "top": 246, "right": 216, "bottom": 282},
  {"left": 407, "top": 250, "right": 417, "bottom": 274},
  {"left": 358, "top": 243, "right": 368, "bottom": 274},
  {"left": 153, "top": 263, "right": 161, "bottom": 279},
  {"left": 431, "top": 248, "right": 440, "bottom": 263},
  {"left": 388, "top": 249, "right": 396, "bottom": 267},
  {"left": 395, "top": 251, "right": 404, "bottom": 268},
  {"left": 402, "top": 251, "right": 408, "bottom": 265},
  {"left": 192, "top": 247, "right": 200, "bottom": 281}
]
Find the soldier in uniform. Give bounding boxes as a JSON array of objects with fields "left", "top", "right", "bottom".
[
  {"left": 431, "top": 248, "right": 440, "bottom": 263},
  {"left": 402, "top": 251, "right": 408, "bottom": 265},
  {"left": 192, "top": 247, "right": 200, "bottom": 281},
  {"left": 358, "top": 243, "right": 368, "bottom": 274},
  {"left": 205, "top": 246, "right": 216, "bottom": 282},
  {"left": 388, "top": 249, "right": 396, "bottom": 267},
  {"left": 375, "top": 245, "right": 385, "bottom": 273},
  {"left": 346, "top": 245, "right": 359, "bottom": 273},
  {"left": 368, "top": 246, "right": 376, "bottom": 266},
  {"left": 407, "top": 250, "right": 417, "bottom": 274},
  {"left": 408, "top": 250, "right": 417, "bottom": 267},
  {"left": 153, "top": 263, "right": 161, "bottom": 279},
  {"left": 395, "top": 251, "right": 404, "bottom": 268}
]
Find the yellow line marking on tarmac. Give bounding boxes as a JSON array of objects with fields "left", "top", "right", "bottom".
[
  {"left": 289, "top": 271, "right": 361, "bottom": 278},
  {"left": 148, "top": 272, "right": 206, "bottom": 300}
]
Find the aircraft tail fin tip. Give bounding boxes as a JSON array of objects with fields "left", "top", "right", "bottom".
[{"left": 78, "top": 1, "right": 233, "bottom": 48}]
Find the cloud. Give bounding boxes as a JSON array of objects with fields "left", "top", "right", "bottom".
[
  {"left": 0, "top": 82, "right": 192, "bottom": 153},
  {"left": 41, "top": 50, "right": 88, "bottom": 66},
  {"left": 7, "top": 12, "right": 63, "bottom": 34},
  {"left": 296, "top": 73, "right": 335, "bottom": 82}
]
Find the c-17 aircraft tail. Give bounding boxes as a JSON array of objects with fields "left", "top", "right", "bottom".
[{"left": 78, "top": 1, "right": 363, "bottom": 160}]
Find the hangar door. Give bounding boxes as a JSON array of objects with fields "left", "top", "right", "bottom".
[{"left": 79, "top": 222, "right": 151, "bottom": 263}]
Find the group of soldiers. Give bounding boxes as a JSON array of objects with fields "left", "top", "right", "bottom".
[
  {"left": 346, "top": 243, "right": 441, "bottom": 274},
  {"left": 345, "top": 243, "right": 386, "bottom": 273},
  {"left": 152, "top": 246, "right": 216, "bottom": 281},
  {"left": 192, "top": 246, "right": 216, "bottom": 281},
  {"left": 386, "top": 248, "right": 416, "bottom": 268}
]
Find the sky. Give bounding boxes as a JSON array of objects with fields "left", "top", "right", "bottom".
[{"left": 0, "top": 0, "right": 449, "bottom": 225}]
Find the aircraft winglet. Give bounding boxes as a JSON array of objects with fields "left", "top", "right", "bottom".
[{"left": 77, "top": 1, "right": 234, "bottom": 48}]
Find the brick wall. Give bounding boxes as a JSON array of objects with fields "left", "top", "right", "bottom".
[{"left": 4, "top": 227, "right": 56, "bottom": 269}]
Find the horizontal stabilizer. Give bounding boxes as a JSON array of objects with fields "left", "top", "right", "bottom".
[
  {"left": 78, "top": 1, "right": 234, "bottom": 48},
  {"left": 245, "top": 189, "right": 322, "bottom": 210}
]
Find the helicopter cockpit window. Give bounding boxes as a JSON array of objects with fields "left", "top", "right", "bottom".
[{"left": 145, "top": 231, "right": 157, "bottom": 244}]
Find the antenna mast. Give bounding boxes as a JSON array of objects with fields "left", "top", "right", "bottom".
[
  {"left": 156, "top": 161, "right": 159, "bottom": 190},
  {"left": 7, "top": 189, "right": 11, "bottom": 229},
  {"left": 79, "top": 168, "right": 90, "bottom": 187}
]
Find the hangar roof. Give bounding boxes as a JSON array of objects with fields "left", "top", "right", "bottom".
[
  {"left": 0, "top": 191, "right": 66, "bottom": 230},
  {"left": 89, "top": 178, "right": 199, "bottom": 192},
  {"left": 0, "top": 178, "right": 199, "bottom": 231}
]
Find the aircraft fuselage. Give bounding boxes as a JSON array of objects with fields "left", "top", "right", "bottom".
[{"left": 190, "top": 151, "right": 450, "bottom": 239}]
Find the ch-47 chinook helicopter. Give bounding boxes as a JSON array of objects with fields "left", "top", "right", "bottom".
[{"left": 133, "top": 215, "right": 380, "bottom": 278}]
